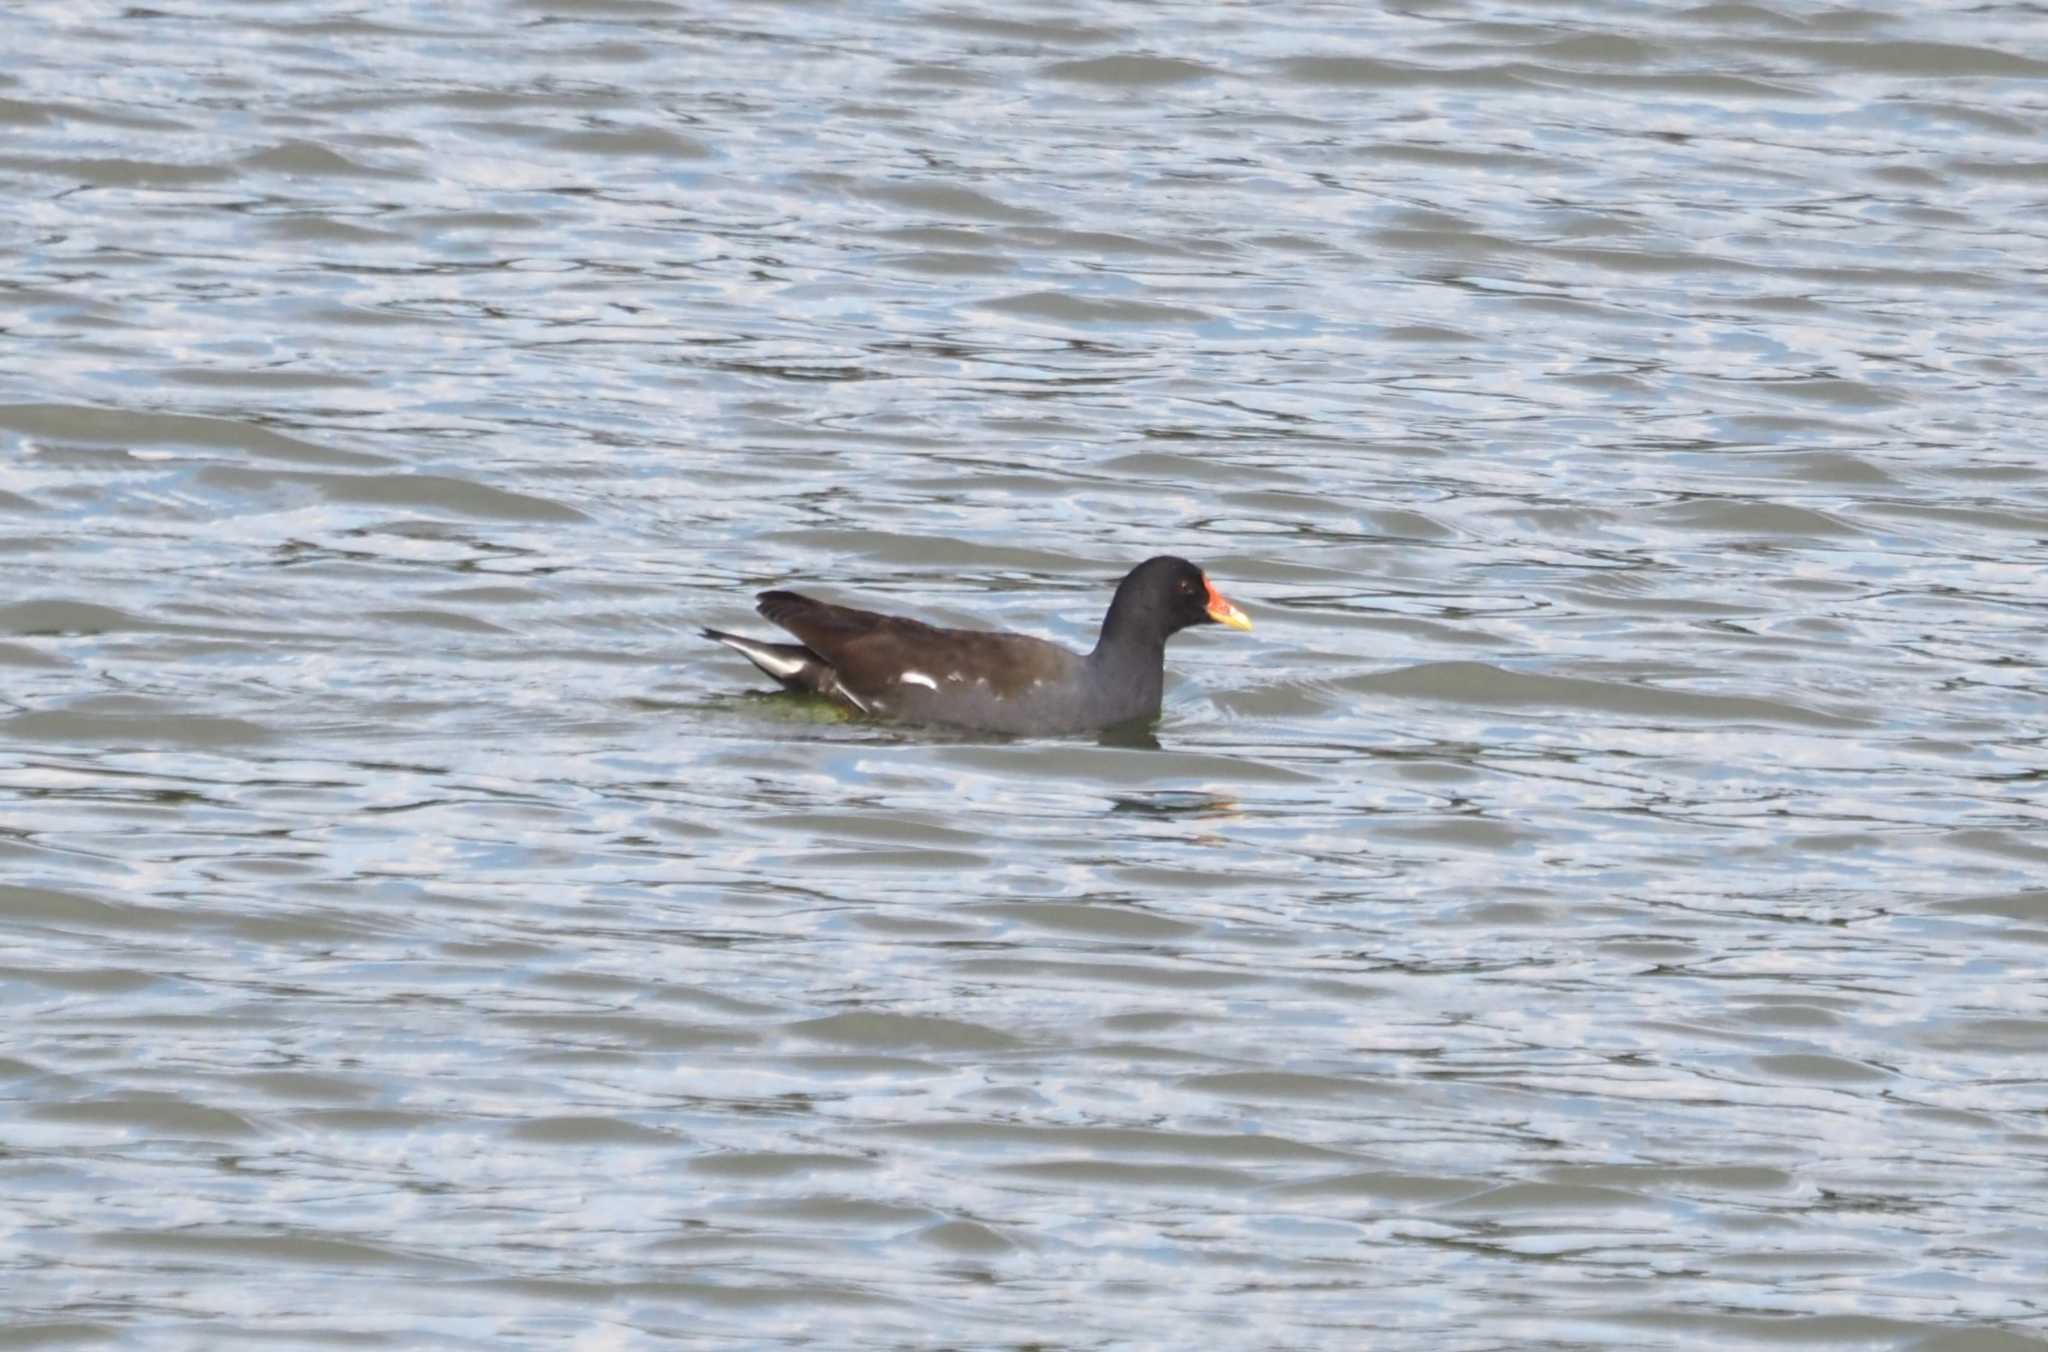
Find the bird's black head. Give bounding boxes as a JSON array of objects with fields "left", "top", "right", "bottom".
[{"left": 1105, "top": 555, "right": 1253, "bottom": 645}]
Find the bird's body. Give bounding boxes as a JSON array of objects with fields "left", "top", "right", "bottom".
[{"left": 702, "top": 556, "right": 1250, "bottom": 735}]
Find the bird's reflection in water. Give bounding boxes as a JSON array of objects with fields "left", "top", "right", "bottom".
[
  {"left": 1095, "top": 720, "right": 1163, "bottom": 752},
  {"left": 1107, "top": 790, "right": 1241, "bottom": 820}
]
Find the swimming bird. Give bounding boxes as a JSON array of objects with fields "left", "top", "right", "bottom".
[{"left": 702, "top": 555, "right": 1251, "bottom": 735}]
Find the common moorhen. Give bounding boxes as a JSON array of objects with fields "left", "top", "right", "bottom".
[{"left": 702, "top": 555, "right": 1252, "bottom": 734}]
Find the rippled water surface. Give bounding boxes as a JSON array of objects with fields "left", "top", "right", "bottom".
[{"left": 4, "top": 0, "right": 2047, "bottom": 1347}]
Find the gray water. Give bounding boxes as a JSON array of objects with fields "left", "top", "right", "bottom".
[{"left": 3, "top": 1, "right": 2047, "bottom": 1348}]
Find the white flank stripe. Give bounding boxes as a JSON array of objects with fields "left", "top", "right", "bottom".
[{"left": 899, "top": 670, "right": 939, "bottom": 690}]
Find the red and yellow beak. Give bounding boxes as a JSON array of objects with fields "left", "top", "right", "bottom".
[{"left": 1203, "top": 576, "right": 1252, "bottom": 632}]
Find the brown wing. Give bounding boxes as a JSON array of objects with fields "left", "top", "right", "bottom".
[
  {"left": 756, "top": 590, "right": 1080, "bottom": 702},
  {"left": 756, "top": 591, "right": 935, "bottom": 648}
]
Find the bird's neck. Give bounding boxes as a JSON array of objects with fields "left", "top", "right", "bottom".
[
  {"left": 1088, "top": 593, "right": 1163, "bottom": 661},
  {"left": 1088, "top": 613, "right": 1167, "bottom": 711}
]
